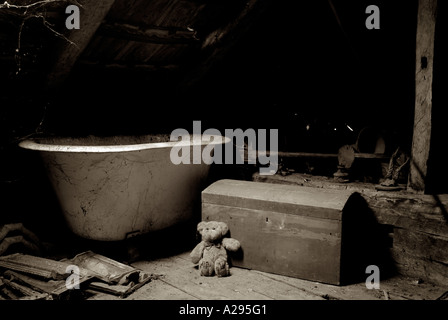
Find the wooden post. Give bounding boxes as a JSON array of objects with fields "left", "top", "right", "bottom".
[
  {"left": 45, "top": 0, "right": 115, "bottom": 90},
  {"left": 408, "top": 0, "right": 438, "bottom": 193}
]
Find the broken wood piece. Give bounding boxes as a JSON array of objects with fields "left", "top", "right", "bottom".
[
  {"left": 88, "top": 281, "right": 131, "bottom": 296},
  {"left": 1, "top": 276, "right": 48, "bottom": 300},
  {"left": 70, "top": 251, "right": 140, "bottom": 285},
  {"left": 1, "top": 285, "right": 19, "bottom": 299},
  {"left": 0, "top": 223, "right": 43, "bottom": 255},
  {"left": 2, "top": 277, "right": 42, "bottom": 296},
  {"left": 69, "top": 251, "right": 153, "bottom": 298},
  {"left": 0, "top": 223, "right": 41, "bottom": 244},
  {"left": 3, "top": 270, "right": 74, "bottom": 299},
  {"left": 0, "top": 253, "right": 93, "bottom": 281},
  {"left": 0, "top": 252, "right": 152, "bottom": 299},
  {"left": 87, "top": 272, "right": 152, "bottom": 298},
  {"left": 18, "top": 293, "right": 49, "bottom": 300},
  {"left": 0, "top": 235, "right": 41, "bottom": 256}
]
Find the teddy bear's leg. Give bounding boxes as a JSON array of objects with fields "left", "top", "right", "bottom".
[
  {"left": 214, "top": 257, "right": 230, "bottom": 277},
  {"left": 199, "top": 258, "right": 215, "bottom": 276}
]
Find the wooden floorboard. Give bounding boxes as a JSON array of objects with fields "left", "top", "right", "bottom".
[
  {"left": 128, "top": 253, "right": 323, "bottom": 300},
  {"left": 88, "top": 251, "right": 448, "bottom": 300}
]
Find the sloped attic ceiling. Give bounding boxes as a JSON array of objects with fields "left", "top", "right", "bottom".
[
  {"left": 0, "top": 0, "right": 418, "bottom": 140},
  {"left": 0, "top": 0, "right": 268, "bottom": 91},
  {"left": 0, "top": 0, "right": 274, "bottom": 135}
]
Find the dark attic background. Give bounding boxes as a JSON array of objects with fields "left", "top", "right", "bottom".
[
  {"left": 1, "top": 0, "right": 418, "bottom": 140},
  {"left": 57, "top": 0, "right": 417, "bottom": 147},
  {"left": 1, "top": 0, "right": 448, "bottom": 236}
]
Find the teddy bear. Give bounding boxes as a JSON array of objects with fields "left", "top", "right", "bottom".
[{"left": 190, "top": 221, "right": 241, "bottom": 277}]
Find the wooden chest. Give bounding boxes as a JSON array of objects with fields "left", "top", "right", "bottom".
[{"left": 201, "top": 179, "right": 354, "bottom": 285}]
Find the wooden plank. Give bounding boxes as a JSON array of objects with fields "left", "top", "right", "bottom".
[
  {"left": 253, "top": 172, "right": 379, "bottom": 192},
  {"left": 3, "top": 270, "right": 68, "bottom": 298},
  {"left": 392, "top": 228, "right": 448, "bottom": 286},
  {"left": 98, "top": 23, "right": 198, "bottom": 44},
  {"left": 394, "top": 228, "right": 448, "bottom": 264},
  {"left": 0, "top": 253, "right": 92, "bottom": 281},
  {"left": 88, "top": 276, "right": 196, "bottom": 300},
  {"left": 177, "top": 0, "right": 270, "bottom": 91},
  {"left": 391, "top": 249, "right": 448, "bottom": 286},
  {"left": 362, "top": 194, "right": 448, "bottom": 238},
  {"left": 78, "top": 59, "right": 180, "bottom": 73},
  {"left": 85, "top": 271, "right": 152, "bottom": 298},
  {"left": 88, "top": 250, "right": 448, "bottom": 300},
  {"left": 131, "top": 254, "right": 324, "bottom": 300},
  {"left": 87, "top": 279, "right": 150, "bottom": 298},
  {"left": 250, "top": 270, "right": 389, "bottom": 300},
  {"left": 105, "top": 0, "right": 201, "bottom": 28},
  {"left": 70, "top": 251, "right": 141, "bottom": 284},
  {"left": 257, "top": 151, "right": 389, "bottom": 159},
  {"left": 133, "top": 256, "right": 270, "bottom": 300},
  {"left": 129, "top": 252, "right": 448, "bottom": 300},
  {"left": 45, "top": 0, "right": 116, "bottom": 89},
  {"left": 1, "top": 286, "right": 20, "bottom": 299},
  {"left": 2, "top": 277, "right": 42, "bottom": 297},
  {"left": 408, "top": 0, "right": 438, "bottom": 192},
  {"left": 254, "top": 268, "right": 448, "bottom": 300},
  {"left": 1, "top": 277, "right": 48, "bottom": 300},
  {"left": 382, "top": 215, "right": 448, "bottom": 238}
]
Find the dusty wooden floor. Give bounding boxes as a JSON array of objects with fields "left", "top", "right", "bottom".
[{"left": 88, "top": 251, "right": 448, "bottom": 301}]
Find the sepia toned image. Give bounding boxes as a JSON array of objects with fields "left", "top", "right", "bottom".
[{"left": 0, "top": 0, "right": 447, "bottom": 314}]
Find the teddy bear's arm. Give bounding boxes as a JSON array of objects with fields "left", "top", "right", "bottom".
[
  {"left": 190, "top": 241, "right": 206, "bottom": 264},
  {"left": 222, "top": 238, "right": 241, "bottom": 252}
]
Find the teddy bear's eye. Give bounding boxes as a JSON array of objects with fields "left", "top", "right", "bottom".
[{"left": 212, "top": 228, "right": 216, "bottom": 230}]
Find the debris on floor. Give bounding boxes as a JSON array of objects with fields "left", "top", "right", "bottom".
[
  {"left": 0, "top": 251, "right": 152, "bottom": 300},
  {"left": 0, "top": 223, "right": 43, "bottom": 256},
  {"left": 69, "top": 250, "right": 152, "bottom": 297}
]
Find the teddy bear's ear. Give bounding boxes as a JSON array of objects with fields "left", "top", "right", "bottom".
[{"left": 217, "top": 222, "right": 229, "bottom": 236}]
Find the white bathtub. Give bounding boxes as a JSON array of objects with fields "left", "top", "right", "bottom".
[{"left": 19, "top": 134, "right": 229, "bottom": 241}]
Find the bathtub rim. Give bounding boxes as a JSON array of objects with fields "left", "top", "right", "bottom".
[{"left": 18, "top": 134, "right": 231, "bottom": 153}]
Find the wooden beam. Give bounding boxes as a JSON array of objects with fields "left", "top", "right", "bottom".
[
  {"left": 77, "top": 59, "right": 181, "bottom": 73},
  {"left": 257, "top": 151, "right": 389, "bottom": 159},
  {"left": 408, "top": 0, "right": 438, "bottom": 193},
  {"left": 97, "top": 23, "right": 198, "bottom": 45},
  {"left": 176, "top": 0, "right": 270, "bottom": 92},
  {"left": 45, "top": 0, "right": 115, "bottom": 90}
]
